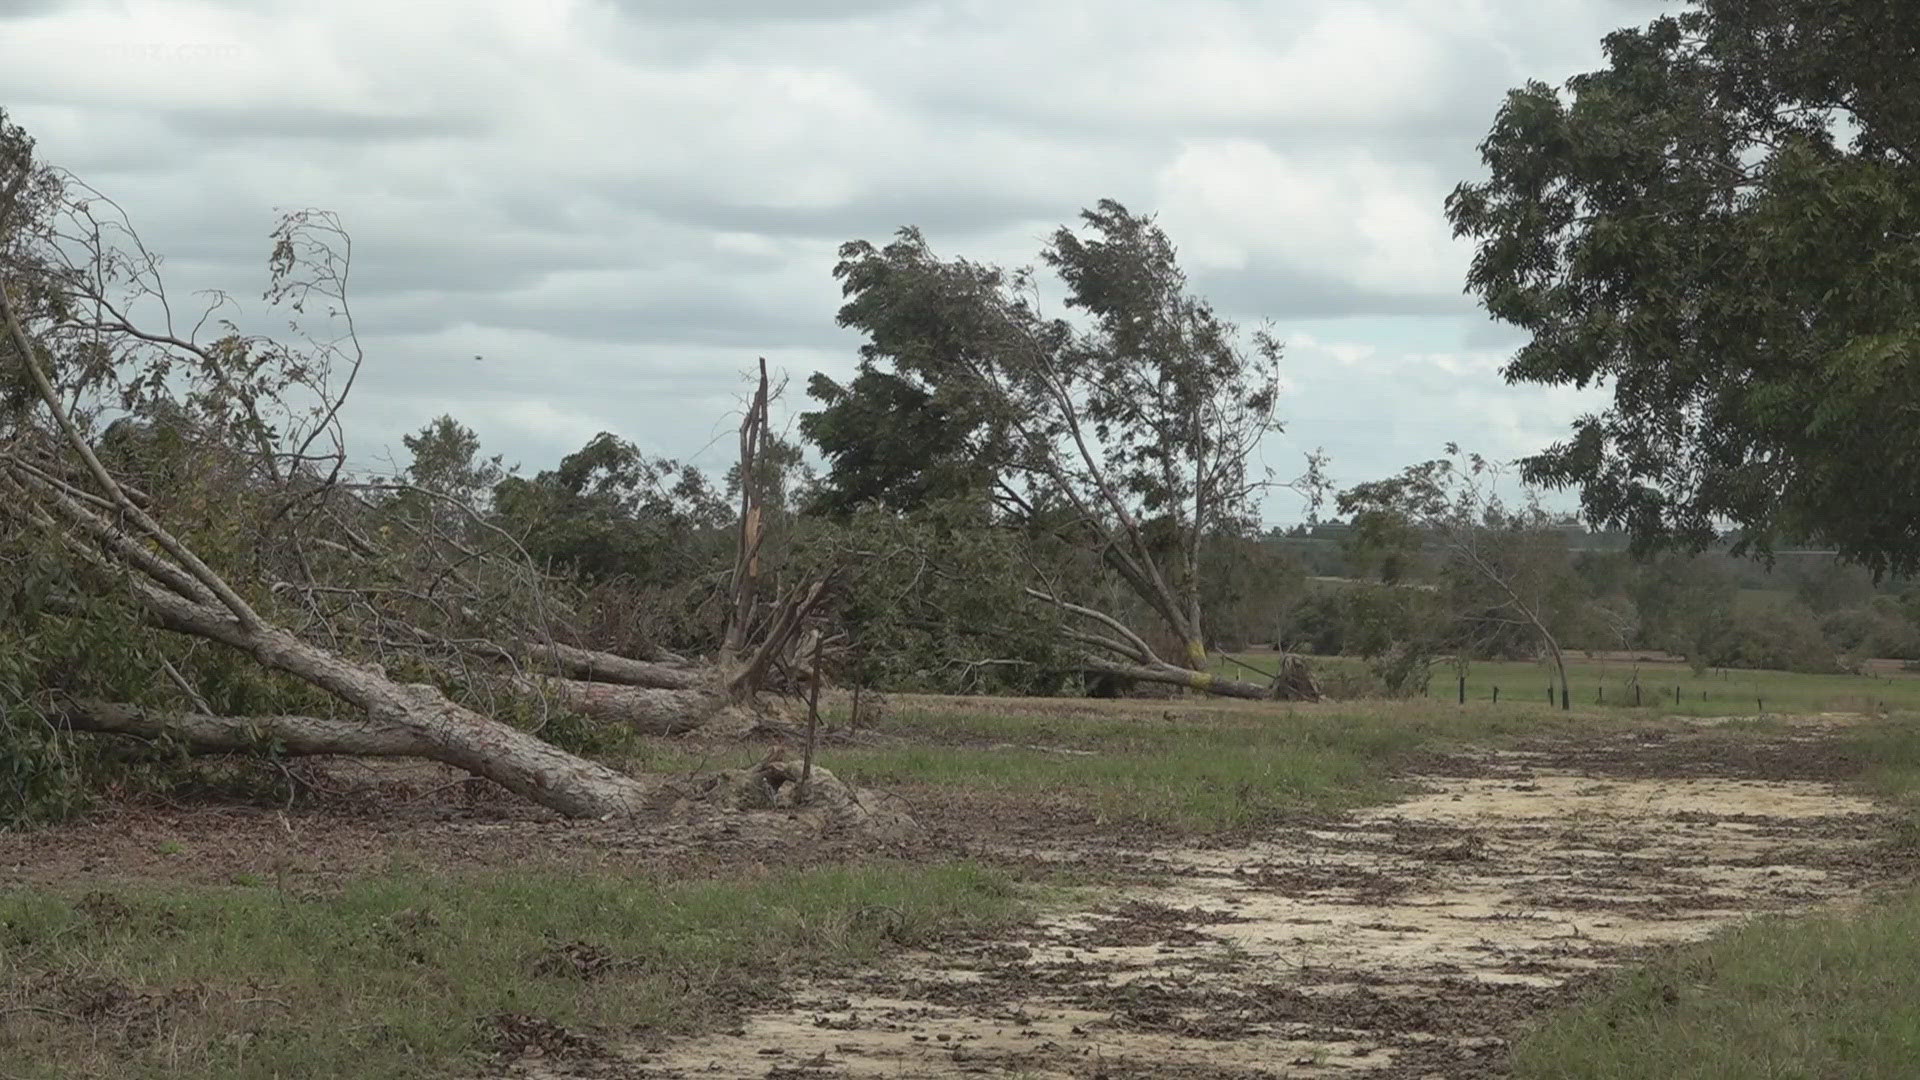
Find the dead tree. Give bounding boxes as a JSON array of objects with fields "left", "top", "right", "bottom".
[{"left": 722, "top": 358, "right": 771, "bottom": 665}]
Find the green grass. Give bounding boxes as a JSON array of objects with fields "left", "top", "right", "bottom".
[
  {"left": 0, "top": 862, "right": 1023, "bottom": 1079},
  {"left": 1510, "top": 888, "right": 1920, "bottom": 1079},
  {"left": 1225, "top": 652, "right": 1920, "bottom": 717},
  {"left": 617, "top": 656, "right": 1919, "bottom": 838},
  {"left": 1852, "top": 712, "right": 1920, "bottom": 801},
  {"left": 632, "top": 697, "right": 1590, "bottom": 834},
  {"left": 832, "top": 741, "right": 1385, "bottom": 832},
  {"left": 1845, "top": 711, "right": 1920, "bottom": 849}
]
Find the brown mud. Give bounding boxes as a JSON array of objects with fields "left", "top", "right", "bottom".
[
  {"left": 4, "top": 716, "right": 1910, "bottom": 1079},
  {"left": 564, "top": 718, "right": 1911, "bottom": 1079}
]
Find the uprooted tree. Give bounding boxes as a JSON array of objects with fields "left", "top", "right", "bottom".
[
  {"left": 0, "top": 111, "right": 896, "bottom": 831},
  {"left": 804, "top": 200, "right": 1323, "bottom": 700}
]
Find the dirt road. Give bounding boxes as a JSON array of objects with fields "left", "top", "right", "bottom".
[{"left": 611, "top": 719, "right": 1905, "bottom": 1079}]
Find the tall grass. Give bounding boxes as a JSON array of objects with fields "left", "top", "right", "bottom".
[
  {"left": 0, "top": 863, "right": 1022, "bottom": 1079},
  {"left": 1510, "top": 889, "right": 1920, "bottom": 1079}
]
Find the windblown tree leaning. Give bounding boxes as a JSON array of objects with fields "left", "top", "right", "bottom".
[
  {"left": 1340, "top": 446, "right": 1584, "bottom": 707},
  {"left": 804, "top": 200, "right": 1322, "bottom": 700},
  {"left": 0, "top": 117, "right": 890, "bottom": 828}
]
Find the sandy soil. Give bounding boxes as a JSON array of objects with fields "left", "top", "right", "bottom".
[
  {"left": 588, "top": 724, "right": 1906, "bottom": 1080},
  {"left": 4, "top": 717, "right": 1907, "bottom": 1080}
]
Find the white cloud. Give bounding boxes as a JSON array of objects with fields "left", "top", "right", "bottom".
[
  {"left": 1, "top": 0, "right": 1676, "bottom": 522},
  {"left": 1155, "top": 140, "right": 1468, "bottom": 297}
]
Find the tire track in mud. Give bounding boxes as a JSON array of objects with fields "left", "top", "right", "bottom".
[{"left": 544, "top": 724, "right": 1909, "bottom": 1079}]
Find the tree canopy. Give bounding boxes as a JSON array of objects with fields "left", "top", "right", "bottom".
[
  {"left": 805, "top": 201, "right": 1304, "bottom": 692},
  {"left": 1448, "top": 0, "right": 1920, "bottom": 576}
]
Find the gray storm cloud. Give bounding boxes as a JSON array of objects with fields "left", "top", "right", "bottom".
[{"left": 0, "top": 0, "right": 1670, "bottom": 520}]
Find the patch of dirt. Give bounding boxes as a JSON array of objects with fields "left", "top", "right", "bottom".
[
  {"left": 484, "top": 1012, "right": 609, "bottom": 1062},
  {"left": 575, "top": 723, "right": 1911, "bottom": 1080},
  {"left": 531, "top": 939, "right": 633, "bottom": 981},
  {"left": 0, "top": 759, "right": 963, "bottom": 890}
]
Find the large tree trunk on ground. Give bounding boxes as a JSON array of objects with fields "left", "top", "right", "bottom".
[
  {"left": 1081, "top": 656, "right": 1321, "bottom": 702},
  {"left": 56, "top": 696, "right": 907, "bottom": 835},
  {"left": 536, "top": 678, "right": 726, "bottom": 735},
  {"left": 529, "top": 641, "right": 704, "bottom": 690},
  {"left": 4, "top": 480, "right": 706, "bottom": 817},
  {"left": 58, "top": 701, "right": 439, "bottom": 756},
  {"left": 131, "top": 582, "right": 687, "bottom": 817}
]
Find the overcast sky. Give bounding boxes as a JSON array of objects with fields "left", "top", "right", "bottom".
[{"left": 1, "top": 0, "right": 1670, "bottom": 523}]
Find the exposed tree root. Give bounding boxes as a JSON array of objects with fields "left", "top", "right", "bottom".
[{"left": 680, "top": 760, "right": 917, "bottom": 840}]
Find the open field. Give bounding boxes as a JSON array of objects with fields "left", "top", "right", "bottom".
[
  {"left": 4, "top": 694, "right": 1919, "bottom": 1078},
  {"left": 1225, "top": 650, "right": 1920, "bottom": 717}
]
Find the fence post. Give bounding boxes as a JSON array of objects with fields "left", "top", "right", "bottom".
[
  {"left": 1675, "top": 685, "right": 1681, "bottom": 706},
  {"left": 1493, "top": 686, "right": 1500, "bottom": 704}
]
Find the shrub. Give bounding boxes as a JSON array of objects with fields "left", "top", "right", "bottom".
[{"left": 1702, "top": 597, "right": 1843, "bottom": 673}]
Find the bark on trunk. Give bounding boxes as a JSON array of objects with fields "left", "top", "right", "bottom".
[
  {"left": 57, "top": 701, "right": 437, "bottom": 756},
  {"left": 529, "top": 641, "right": 703, "bottom": 690},
  {"left": 58, "top": 699, "right": 909, "bottom": 836},
  {"left": 535, "top": 678, "right": 726, "bottom": 735},
  {"left": 1080, "top": 656, "right": 1321, "bottom": 702},
  {"left": 133, "top": 586, "right": 680, "bottom": 817}
]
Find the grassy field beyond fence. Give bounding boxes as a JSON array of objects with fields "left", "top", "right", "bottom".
[{"left": 1222, "top": 652, "right": 1920, "bottom": 717}]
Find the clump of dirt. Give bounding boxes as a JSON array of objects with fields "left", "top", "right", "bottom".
[
  {"left": 18, "top": 971, "right": 197, "bottom": 1050},
  {"left": 69, "top": 890, "right": 183, "bottom": 938},
  {"left": 530, "top": 939, "right": 632, "bottom": 981},
  {"left": 607, "top": 721, "right": 1907, "bottom": 1080},
  {"left": 483, "top": 1012, "right": 606, "bottom": 1061}
]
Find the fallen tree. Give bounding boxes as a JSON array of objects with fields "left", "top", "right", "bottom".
[
  {"left": 56, "top": 700, "right": 439, "bottom": 757},
  {"left": 0, "top": 119, "right": 881, "bottom": 828},
  {"left": 1029, "top": 587, "right": 1321, "bottom": 700},
  {"left": 529, "top": 640, "right": 701, "bottom": 688}
]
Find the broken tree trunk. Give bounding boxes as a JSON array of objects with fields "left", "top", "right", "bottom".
[
  {"left": 721, "top": 358, "right": 771, "bottom": 664},
  {"left": 534, "top": 678, "right": 725, "bottom": 735},
  {"left": 141, "top": 585, "right": 676, "bottom": 816},
  {"left": 527, "top": 641, "right": 703, "bottom": 690},
  {"left": 1031, "top": 587, "right": 1322, "bottom": 702},
  {"left": 0, "top": 192, "right": 908, "bottom": 833},
  {"left": 57, "top": 700, "right": 438, "bottom": 756},
  {"left": 1080, "top": 656, "right": 1321, "bottom": 702},
  {"left": 56, "top": 698, "right": 904, "bottom": 834}
]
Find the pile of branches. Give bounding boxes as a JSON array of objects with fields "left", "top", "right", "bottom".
[{"left": 0, "top": 125, "right": 868, "bottom": 829}]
